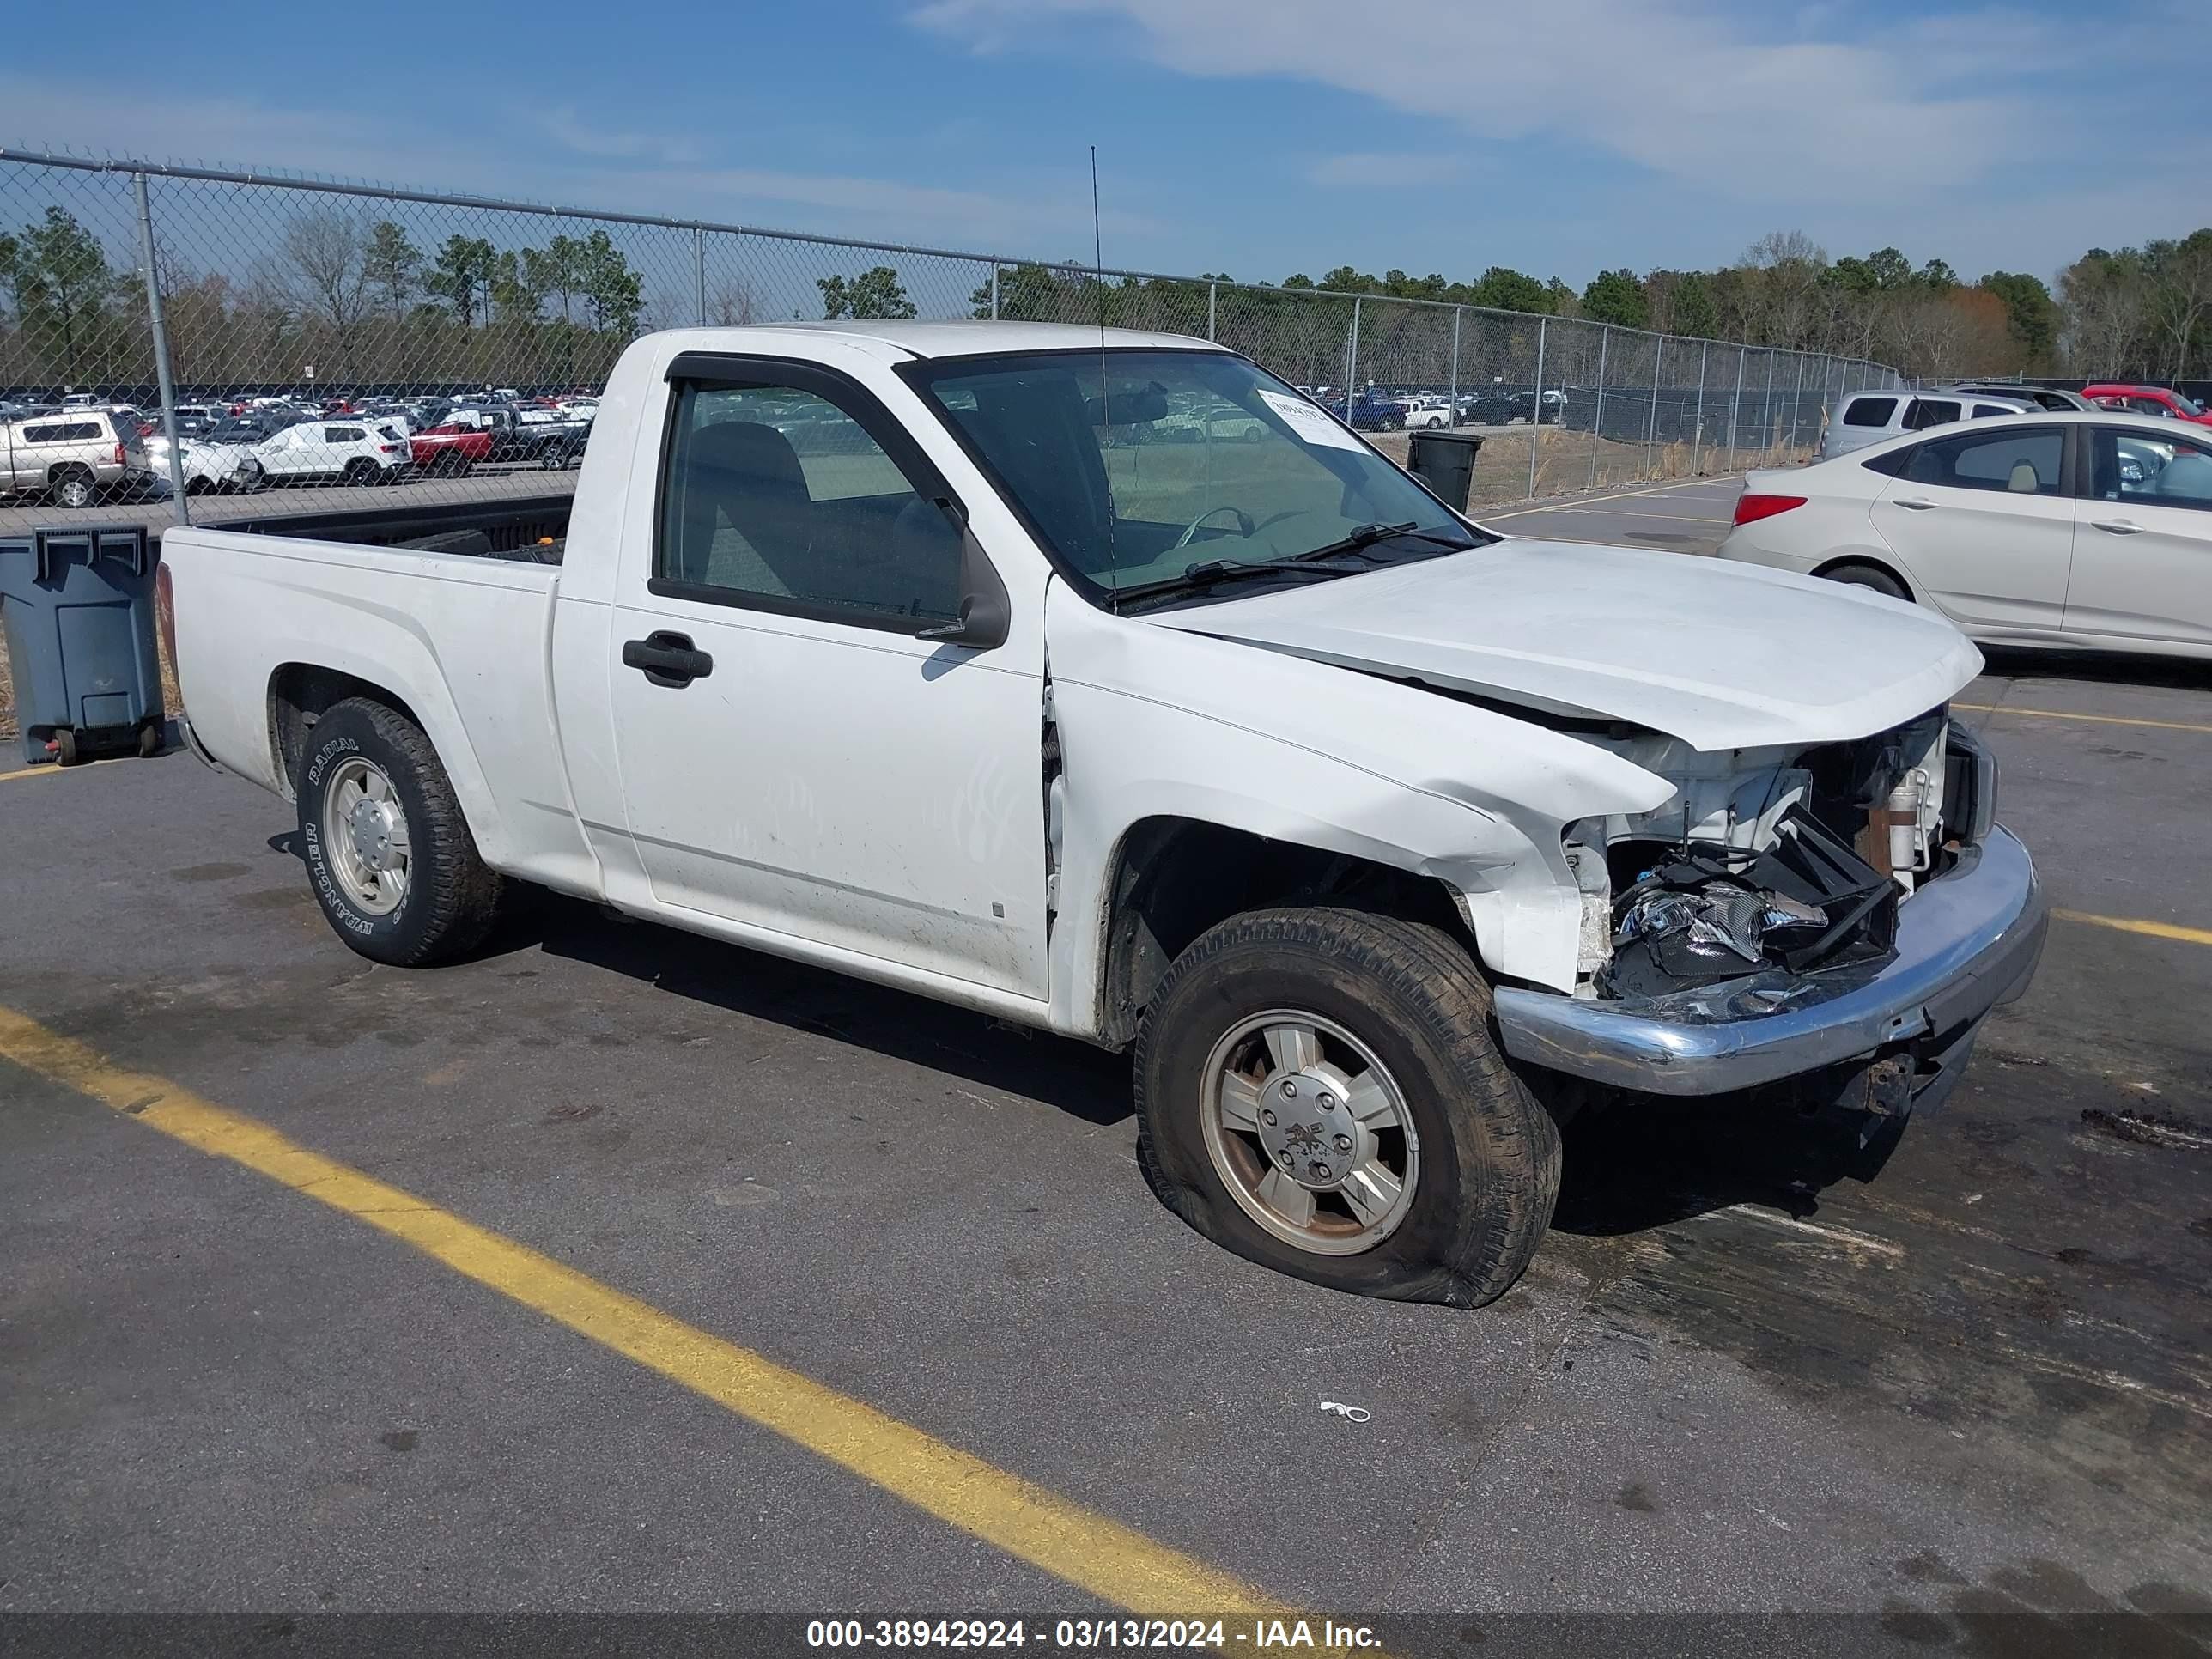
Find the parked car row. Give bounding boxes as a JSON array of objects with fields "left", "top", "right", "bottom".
[{"left": 0, "top": 392, "right": 596, "bottom": 507}]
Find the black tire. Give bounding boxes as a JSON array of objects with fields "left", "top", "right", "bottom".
[
  {"left": 52, "top": 726, "right": 81, "bottom": 766},
  {"left": 343, "top": 459, "right": 378, "bottom": 487},
  {"left": 1134, "top": 906, "right": 1560, "bottom": 1307},
  {"left": 137, "top": 719, "right": 163, "bottom": 758},
  {"left": 52, "top": 467, "right": 96, "bottom": 509},
  {"left": 297, "top": 699, "right": 502, "bottom": 967},
  {"left": 1820, "top": 562, "right": 1910, "bottom": 601}
]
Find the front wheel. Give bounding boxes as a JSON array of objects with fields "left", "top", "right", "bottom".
[
  {"left": 297, "top": 699, "right": 502, "bottom": 966},
  {"left": 52, "top": 468, "right": 96, "bottom": 509},
  {"left": 1135, "top": 907, "right": 1560, "bottom": 1306}
]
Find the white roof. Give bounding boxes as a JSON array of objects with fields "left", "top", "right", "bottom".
[{"left": 667, "top": 319, "right": 1221, "bottom": 361}]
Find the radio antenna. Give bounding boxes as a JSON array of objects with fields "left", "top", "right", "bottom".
[{"left": 1092, "top": 144, "right": 1119, "bottom": 612}]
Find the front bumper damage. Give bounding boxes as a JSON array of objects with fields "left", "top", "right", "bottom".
[{"left": 1491, "top": 826, "right": 2045, "bottom": 1098}]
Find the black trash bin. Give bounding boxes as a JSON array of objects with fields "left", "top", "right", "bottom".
[
  {"left": 1406, "top": 429, "right": 1484, "bottom": 513},
  {"left": 0, "top": 525, "right": 166, "bottom": 766}
]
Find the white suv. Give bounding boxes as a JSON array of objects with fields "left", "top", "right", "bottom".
[
  {"left": 1817, "top": 390, "right": 2033, "bottom": 459},
  {"left": 251, "top": 420, "right": 413, "bottom": 486}
]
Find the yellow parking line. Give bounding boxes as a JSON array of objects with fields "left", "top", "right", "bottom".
[
  {"left": 0, "top": 1003, "right": 1299, "bottom": 1622},
  {"left": 1955, "top": 702, "right": 2212, "bottom": 737},
  {"left": 0, "top": 763, "right": 70, "bottom": 782},
  {"left": 2055, "top": 908, "right": 2212, "bottom": 948}
]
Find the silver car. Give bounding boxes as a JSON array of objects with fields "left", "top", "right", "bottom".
[{"left": 1816, "top": 390, "right": 2036, "bottom": 460}]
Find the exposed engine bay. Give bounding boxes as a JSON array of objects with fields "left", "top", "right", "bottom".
[{"left": 1563, "top": 707, "right": 1963, "bottom": 1002}]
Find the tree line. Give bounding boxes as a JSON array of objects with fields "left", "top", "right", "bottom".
[
  {"left": 0, "top": 204, "right": 651, "bottom": 394},
  {"left": 1267, "top": 228, "right": 2212, "bottom": 383},
  {"left": 9, "top": 194, "right": 2207, "bottom": 398}
]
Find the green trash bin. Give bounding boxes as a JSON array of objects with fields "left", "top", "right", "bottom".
[
  {"left": 1406, "top": 429, "right": 1484, "bottom": 514},
  {"left": 0, "top": 524, "right": 166, "bottom": 766}
]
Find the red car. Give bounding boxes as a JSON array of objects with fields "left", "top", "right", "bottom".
[
  {"left": 410, "top": 424, "right": 495, "bottom": 477},
  {"left": 2081, "top": 383, "right": 2212, "bottom": 425}
]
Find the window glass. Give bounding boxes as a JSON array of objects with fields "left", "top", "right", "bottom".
[
  {"left": 22, "top": 422, "right": 100, "bottom": 443},
  {"left": 1842, "top": 397, "right": 1897, "bottom": 428},
  {"left": 1900, "top": 427, "right": 2063, "bottom": 495},
  {"left": 2125, "top": 397, "right": 2172, "bottom": 419},
  {"left": 657, "top": 380, "right": 958, "bottom": 623},
  {"left": 1972, "top": 404, "right": 2021, "bottom": 420},
  {"left": 325, "top": 426, "right": 365, "bottom": 443},
  {"left": 910, "top": 349, "right": 1476, "bottom": 599},
  {"left": 1905, "top": 398, "right": 1961, "bottom": 429},
  {"left": 2095, "top": 428, "right": 2212, "bottom": 509}
]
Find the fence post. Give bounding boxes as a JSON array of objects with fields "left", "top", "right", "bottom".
[
  {"left": 1206, "top": 281, "right": 1217, "bottom": 342},
  {"left": 1759, "top": 348, "right": 1777, "bottom": 462},
  {"left": 989, "top": 264, "right": 1000, "bottom": 320},
  {"left": 1528, "top": 314, "right": 1548, "bottom": 501},
  {"left": 1346, "top": 295, "right": 1362, "bottom": 401},
  {"left": 1691, "top": 340, "right": 1709, "bottom": 475},
  {"left": 1724, "top": 348, "right": 1746, "bottom": 472},
  {"left": 131, "top": 172, "right": 189, "bottom": 526},
  {"left": 1789, "top": 352, "right": 1807, "bottom": 453},
  {"left": 1448, "top": 307, "right": 1462, "bottom": 428},
  {"left": 1588, "top": 323, "right": 1609, "bottom": 489},
  {"left": 1644, "top": 335, "right": 1664, "bottom": 479}
]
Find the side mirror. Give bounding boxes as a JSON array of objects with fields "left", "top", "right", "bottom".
[{"left": 915, "top": 505, "right": 1012, "bottom": 652}]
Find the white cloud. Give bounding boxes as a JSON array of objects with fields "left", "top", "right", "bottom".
[
  {"left": 1307, "top": 152, "right": 1468, "bottom": 189},
  {"left": 909, "top": 0, "right": 2057, "bottom": 204}
]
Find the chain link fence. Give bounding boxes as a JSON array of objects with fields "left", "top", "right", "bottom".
[{"left": 0, "top": 149, "right": 1900, "bottom": 538}]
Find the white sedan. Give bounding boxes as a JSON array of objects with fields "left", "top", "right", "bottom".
[
  {"left": 1717, "top": 410, "right": 2212, "bottom": 658},
  {"left": 144, "top": 433, "right": 266, "bottom": 495}
]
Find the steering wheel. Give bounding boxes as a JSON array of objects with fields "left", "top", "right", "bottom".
[{"left": 1172, "top": 504, "right": 1257, "bottom": 550}]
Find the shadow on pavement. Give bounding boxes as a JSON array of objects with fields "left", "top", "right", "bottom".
[
  {"left": 504, "top": 887, "right": 1135, "bottom": 1128},
  {"left": 1551, "top": 1091, "right": 1905, "bottom": 1237},
  {"left": 1978, "top": 647, "right": 2212, "bottom": 693}
]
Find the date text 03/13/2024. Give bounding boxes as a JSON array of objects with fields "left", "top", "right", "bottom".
[{"left": 805, "top": 1620, "right": 1384, "bottom": 1650}]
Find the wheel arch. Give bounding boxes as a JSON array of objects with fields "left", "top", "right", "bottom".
[
  {"left": 266, "top": 663, "right": 509, "bottom": 866},
  {"left": 1813, "top": 552, "right": 1917, "bottom": 601},
  {"left": 1090, "top": 816, "right": 1475, "bottom": 1048}
]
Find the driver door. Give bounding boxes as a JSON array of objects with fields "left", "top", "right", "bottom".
[{"left": 605, "top": 359, "right": 1050, "bottom": 999}]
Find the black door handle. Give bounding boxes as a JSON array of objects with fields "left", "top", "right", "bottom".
[{"left": 622, "top": 630, "right": 714, "bottom": 688}]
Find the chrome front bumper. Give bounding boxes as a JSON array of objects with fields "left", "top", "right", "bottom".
[{"left": 1492, "top": 827, "right": 2046, "bottom": 1097}]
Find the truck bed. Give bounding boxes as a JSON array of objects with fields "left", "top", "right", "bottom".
[
  {"left": 205, "top": 493, "right": 573, "bottom": 564},
  {"left": 161, "top": 494, "right": 597, "bottom": 896}
]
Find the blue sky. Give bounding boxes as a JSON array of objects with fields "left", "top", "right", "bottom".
[{"left": 7, "top": 0, "right": 2207, "bottom": 289}]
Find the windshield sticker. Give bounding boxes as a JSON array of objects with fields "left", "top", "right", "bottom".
[{"left": 1258, "top": 389, "right": 1366, "bottom": 453}]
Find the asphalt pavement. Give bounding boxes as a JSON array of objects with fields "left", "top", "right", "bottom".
[{"left": 2, "top": 481, "right": 2209, "bottom": 1656}]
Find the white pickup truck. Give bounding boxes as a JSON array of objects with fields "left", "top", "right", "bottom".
[{"left": 161, "top": 321, "right": 2046, "bottom": 1306}]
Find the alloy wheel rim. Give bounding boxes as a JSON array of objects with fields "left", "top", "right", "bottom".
[
  {"left": 321, "top": 757, "right": 412, "bottom": 916},
  {"left": 1199, "top": 1009, "right": 1420, "bottom": 1256}
]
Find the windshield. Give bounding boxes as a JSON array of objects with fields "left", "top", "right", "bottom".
[
  {"left": 907, "top": 349, "right": 1486, "bottom": 601},
  {"left": 2172, "top": 390, "right": 2206, "bottom": 418}
]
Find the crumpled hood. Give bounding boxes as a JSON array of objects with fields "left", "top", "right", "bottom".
[{"left": 1148, "top": 537, "right": 1983, "bottom": 751}]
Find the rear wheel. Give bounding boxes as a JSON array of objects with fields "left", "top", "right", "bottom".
[
  {"left": 343, "top": 458, "right": 379, "bottom": 487},
  {"left": 52, "top": 466, "right": 95, "bottom": 509},
  {"left": 1135, "top": 906, "right": 1560, "bottom": 1306},
  {"left": 297, "top": 699, "right": 502, "bottom": 966},
  {"left": 1820, "top": 562, "right": 1910, "bottom": 601}
]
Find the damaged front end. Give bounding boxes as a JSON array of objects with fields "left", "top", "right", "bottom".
[{"left": 1492, "top": 712, "right": 2045, "bottom": 1111}]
